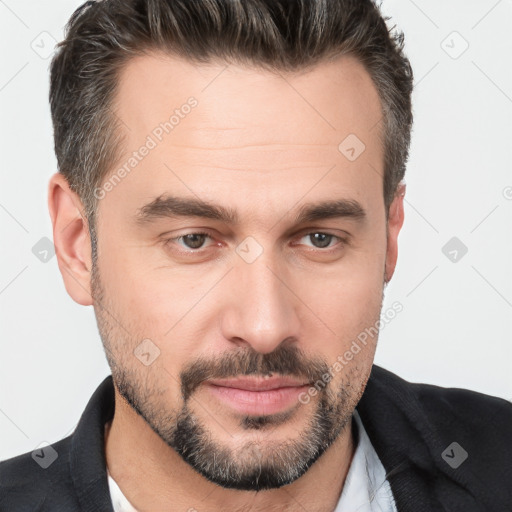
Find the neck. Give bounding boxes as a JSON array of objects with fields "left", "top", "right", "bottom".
[{"left": 104, "top": 390, "right": 356, "bottom": 512}]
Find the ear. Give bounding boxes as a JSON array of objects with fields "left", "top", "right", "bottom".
[
  {"left": 384, "top": 183, "right": 406, "bottom": 283},
  {"left": 48, "top": 172, "right": 93, "bottom": 306}
]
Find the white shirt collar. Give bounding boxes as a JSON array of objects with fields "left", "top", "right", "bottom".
[
  {"left": 107, "top": 467, "right": 138, "bottom": 512},
  {"left": 334, "top": 409, "right": 397, "bottom": 512}
]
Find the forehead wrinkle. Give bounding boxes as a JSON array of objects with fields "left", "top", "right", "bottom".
[{"left": 163, "top": 142, "right": 335, "bottom": 150}]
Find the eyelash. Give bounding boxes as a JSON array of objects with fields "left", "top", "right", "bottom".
[{"left": 163, "top": 230, "right": 347, "bottom": 255}]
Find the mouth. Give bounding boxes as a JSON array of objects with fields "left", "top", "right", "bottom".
[{"left": 203, "top": 376, "right": 312, "bottom": 416}]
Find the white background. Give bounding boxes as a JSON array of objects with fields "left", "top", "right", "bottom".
[{"left": 1, "top": 0, "right": 511, "bottom": 461}]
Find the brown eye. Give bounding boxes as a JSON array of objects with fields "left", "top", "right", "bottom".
[
  {"left": 180, "top": 233, "right": 209, "bottom": 249},
  {"left": 164, "top": 232, "right": 214, "bottom": 252}
]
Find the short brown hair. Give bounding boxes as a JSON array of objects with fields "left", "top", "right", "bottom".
[{"left": 50, "top": 0, "right": 413, "bottom": 257}]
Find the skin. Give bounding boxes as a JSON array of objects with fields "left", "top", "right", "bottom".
[{"left": 48, "top": 52, "right": 405, "bottom": 511}]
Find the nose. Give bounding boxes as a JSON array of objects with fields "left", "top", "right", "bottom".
[{"left": 220, "top": 250, "right": 302, "bottom": 354}]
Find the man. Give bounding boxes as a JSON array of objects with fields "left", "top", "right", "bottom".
[{"left": 1, "top": 0, "right": 511, "bottom": 511}]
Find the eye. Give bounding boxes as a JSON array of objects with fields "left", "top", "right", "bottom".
[
  {"left": 166, "top": 232, "right": 213, "bottom": 251},
  {"left": 297, "top": 232, "right": 344, "bottom": 250},
  {"left": 162, "top": 230, "right": 346, "bottom": 256}
]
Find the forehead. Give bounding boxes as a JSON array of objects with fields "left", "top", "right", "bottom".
[
  {"left": 104, "top": 51, "right": 384, "bottom": 223},
  {"left": 114, "top": 51, "right": 382, "bottom": 144}
]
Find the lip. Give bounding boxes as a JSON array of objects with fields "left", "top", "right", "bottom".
[
  {"left": 204, "top": 376, "right": 311, "bottom": 416},
  {"left": 207, "top": 376, "right": 310, "bottom": 391}
]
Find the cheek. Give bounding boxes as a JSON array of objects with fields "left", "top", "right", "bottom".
[
  {"left": 98, "top": 247, "right": 219, "bottom": 369},
  {"left": 98, "top": 238, "right": 187, "bottom": 321},
  {"left": 315, "top": 283, "right": 382, "bottom": 357},
  {"left": 303, "top": 248, "right": 384, "bottom": 325},
  {"left": 294, "top": 253, "right": 384, "bottom": 373}
]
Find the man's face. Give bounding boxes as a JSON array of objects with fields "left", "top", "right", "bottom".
[{"left": 91, "top": 53, "right": 393, "bottom": 490}]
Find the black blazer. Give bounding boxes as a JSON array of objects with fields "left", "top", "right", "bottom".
[{"left": 1, "top": 365, "right": 511, "bottom": 511}]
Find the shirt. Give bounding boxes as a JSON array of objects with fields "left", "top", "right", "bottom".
[
  {"left": 107, "top": 410, "right": 397, "bottom": 512},
  {"left": 334, "top": 410, "right": 397, "bottom": 512},
  {"left": 107, "top": 469, "right": 138, "bottom": 512}
]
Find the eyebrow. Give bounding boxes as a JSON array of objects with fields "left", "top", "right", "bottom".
[{"left": 135, "top": 194, "right": 366, "bottom": 226}]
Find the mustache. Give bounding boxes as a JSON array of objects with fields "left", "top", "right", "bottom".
[{"left": 180, "top": 343, "right": 329, "bottom": 401}]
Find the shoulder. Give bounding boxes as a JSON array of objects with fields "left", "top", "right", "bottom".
[
  {"left": 370, "top": 364, "right": 512, "bottom": 431},
  {"left": 390, "top": 366, "right": 510, "bottom": 428},
  {"left": 0, "top": 435, "right": 79, "bottom": 511},
  {"left": 360, "top": 365, "right": 512, "bottom": 507},
  {"left": 410, "top": 375, "right": 512, "bottom": 419},
  {"left": 367, "top": 365, "right": 512, "bottom": 470},
  {"left": 409, "top": 374, "right": 512, "bottom": 456}
]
